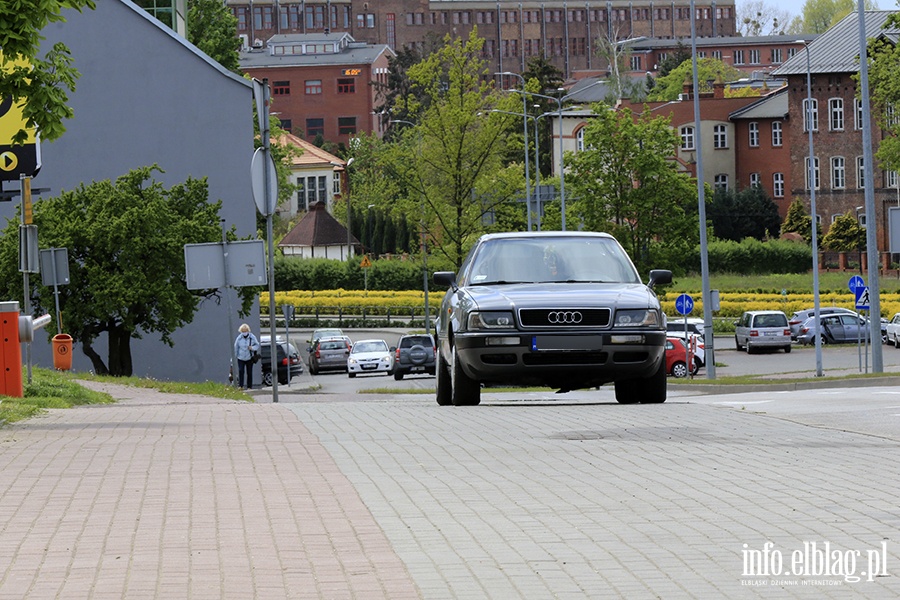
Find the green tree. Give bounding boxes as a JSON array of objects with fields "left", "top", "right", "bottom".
[
  {"left": 821, "top": 212, "right": 865, "bottom": 251},
  {"left": 867, "top": 13, "right": 900, "bottom": 174},
  {"left": 792, "top": 0, "right": 877, "bottom": 34},
  {"left": 564, "top": 106, "right": 699, "bottom": 272},
  {"left": 708, "top": 186, "right": 782, "bottom": 241},
  {"left": 0, "top": 166, "right": 257, "bottom": 376},
  {"left": 737, "top": 0, "right": 792, "bottom": 36},
  {"left": 0, "top": 0, "right": 96, "bottom": 144},
  {"left": 187, "top": 0, "right": 241, "bottom": 74},
  {"left": 781, "top": 198, "right": 819, "bottom": 244},
  {"left": 523, "top": 52, "right": 565, "bottom": 178},
  {"left": 389, "top": 30, "right": 522, "bottom": 268},
  {"left": 655, "top": 42, "right": 692, "bottom": 80},
  {"left": 647, "top": 58, "right": 744, "bottom": 102}
]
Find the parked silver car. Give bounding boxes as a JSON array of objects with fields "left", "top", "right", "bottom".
[
  {"left": 788, "top": 307, "right": 858, "bottom": 340},
  {"left": 797, "top": 313, "right": 873, "bottom": 346},
  {"left": 308, "top": 336, "right": 351, "bottom": 374},
  {"left": 734, "top": 310, "right": 792, "bottom": 354}
]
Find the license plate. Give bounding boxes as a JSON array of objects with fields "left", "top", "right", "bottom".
[
  {"left": 531, "top": 335, "right": 602, "bottom": 351},
  {"left": 362, "top": 364, "right": 377, "bottom": 370},
  {"left": 411, "top": 366, "right": 425, "bottom": 372},
  {"left": 764, "top": 332, "right": 779, "bottom": 336}
]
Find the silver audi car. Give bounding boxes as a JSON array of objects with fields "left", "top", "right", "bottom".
[{"left": 432, "top": 232, "right": 672, "bottom": 406}]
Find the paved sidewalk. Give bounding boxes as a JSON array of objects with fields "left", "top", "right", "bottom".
[{"left": 0, "top": 382, "right": 419, "bottom": 599}]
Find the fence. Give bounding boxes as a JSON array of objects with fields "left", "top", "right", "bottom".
[{"left": 260, "top": 305, "right": 434, "bottom": 329}]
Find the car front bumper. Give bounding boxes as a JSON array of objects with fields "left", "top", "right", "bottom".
[{"left": 452, "top": 330, "right": 666, "bottom": 388}]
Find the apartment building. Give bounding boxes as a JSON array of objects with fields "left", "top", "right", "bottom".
[{"left": 226, "top": 0, "right": 737, "bottom": 80}]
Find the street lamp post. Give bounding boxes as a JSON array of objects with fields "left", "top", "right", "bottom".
[
  {"left": 389, "top": 119, "right": 431, "bottom": 332},
  {"left": 800, "top": 39, "right": 824, "bottom": 377},
  {"left": 496, "top": 72, "right": 532, "bottom": 231},
  {"left": 510, "top": 80, "right": 606, "bottom": 231}
]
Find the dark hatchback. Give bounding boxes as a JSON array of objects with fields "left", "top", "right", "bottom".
[
  {"left": 259, "top": 338, "right": 302, "bottom": 386},
  {"left": 432, "top": 232, "right": 671, "bottom": 406},
  {"left": 393, "top": 334, "right": 436, "bottom": 380}
]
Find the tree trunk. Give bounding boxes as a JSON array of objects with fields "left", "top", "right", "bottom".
[
  {"left": 107, "top": 324, "right": 134, "bottom": 377},
  {"left": 81, "top": 340, "right": 109, "bottom": 375}
]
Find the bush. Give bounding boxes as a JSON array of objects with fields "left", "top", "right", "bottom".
[{"left": 681, "top": 238, "right": 811, "bottom": 275}]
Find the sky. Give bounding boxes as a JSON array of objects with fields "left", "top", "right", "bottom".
[{"left": 757, "top": 0, "right": 886, "bottom": 28}]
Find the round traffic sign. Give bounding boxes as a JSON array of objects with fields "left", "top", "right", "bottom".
[
  {"left": 848, "top": 275, "right": 865, "bottom": 293},
  {"left": 675, "top": 293, "right": 694, "bottom": 315}
]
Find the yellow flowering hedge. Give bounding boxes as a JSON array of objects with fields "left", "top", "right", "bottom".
[{"left": 263, "top": 289, "right": 900, "bottom": 319}]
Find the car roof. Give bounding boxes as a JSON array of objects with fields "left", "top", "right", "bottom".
[
  {"left": 743, "top": 310, "right": 786, "bottom": 315},
  {"left": 478, "top": 231, "right": 615, "bottom": 242}
]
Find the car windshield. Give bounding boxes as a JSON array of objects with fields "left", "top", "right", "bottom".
[
  {"left": 353, "top": 341, "right": 388, "bottom": 353},
  {"left": 465, "top": 236, "right": 641, "bottom": 285}
]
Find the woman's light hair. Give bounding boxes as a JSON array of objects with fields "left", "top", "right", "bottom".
[{"left": 239, "top": 323, "right": 250, "bottom": 333}]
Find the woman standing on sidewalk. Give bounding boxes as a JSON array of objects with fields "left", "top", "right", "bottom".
[{"left": 233, "top": 324, "right": 260, "bottom": 389}]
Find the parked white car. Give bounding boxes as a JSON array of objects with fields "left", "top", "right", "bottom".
[
  {"left": 734, "top": 310, "right": 792, "bottom": 354},
  {"left": 347, "top": 339, "right": 393, "bottom": 377},
  {"left": 885, "top": 312, "right": 900, "bottom": 347}
]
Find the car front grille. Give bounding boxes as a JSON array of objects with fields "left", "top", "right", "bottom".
[
  {"left": 518, "top": 308, "right": 611, "bottom": 328},
  {"left": 522, "top": 352, "right": 608, "bottom": 366}
]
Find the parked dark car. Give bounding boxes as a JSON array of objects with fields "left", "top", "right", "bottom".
[
  {"left": 308, "top": 336, "right": 351, "bottom": 374},
  {"left": 259, "top": 338, "right": 302, "bottom": 386},
  {"left": 392, "top": 334, "right": 436, "bottom": 380},
  {"left": 432, "top": 232, "right": 672, "bottom": 406}
]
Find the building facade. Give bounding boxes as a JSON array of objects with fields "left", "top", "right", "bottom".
[{"left": 226, "top": 0, "right": 737, "bottom": 80}]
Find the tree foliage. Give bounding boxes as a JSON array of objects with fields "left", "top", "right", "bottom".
[
  {"left": 647, "top": 58, "right": 744, "bottom": 102},
  {"left": 867, "top": 13, "right": 900, "bottom": 175},
  {"left": 0, "top": 166, "right": 258, "bottom": 376},
  {"left": 564, "top": 106, "right": 699, "bottom": 273},
  {"left": 781, "top": 198, "right": 819, "bottom": 244},
  {"left": 821, "top": 212, "right": 865, "bottom": 251},
  {"left": 0, "top": 0, "right": 96, "bottom": 143},
  {"left": 387, "top": 30, "right": 522, "bottom": 268},
  {"left": 187, "top": 0, "right": 241, "bottom": 74},
  {"left": 737, "top": 0, "right": 792, "bottom": 36},
  {"left": 707, "top": 185, "right": 782, "bottom": 241},
  {"left": 793, "top": 0, "right": 877, "bottom": 34}
]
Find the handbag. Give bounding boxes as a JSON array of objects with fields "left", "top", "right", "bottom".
[{"left": 251, "top": 349, "right": 261, "bottom": 364}]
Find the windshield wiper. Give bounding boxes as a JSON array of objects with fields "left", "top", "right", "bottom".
[{"left": 471, "top": 280, "right": 535, "bottom": 286}]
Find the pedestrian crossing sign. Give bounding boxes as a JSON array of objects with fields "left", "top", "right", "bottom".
[
  {"left": 855, "top": 286, "right": 870, "bottom": 310},
  {"left": 360, "top": 255, "right": 372, "bottom": 268}
]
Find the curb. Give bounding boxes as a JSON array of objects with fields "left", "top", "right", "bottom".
[{"left": 671, "top": 375, "right": 900, "bottom": 395}]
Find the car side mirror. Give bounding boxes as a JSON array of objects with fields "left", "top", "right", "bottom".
[
  {"left": 647, "top": 269, "right": 672, "bottom": 289},
  {"left": 390, "top": 346, "right": 396, "bottom": 353},
  {"left": 434, "top": 271, "right": 458, "bottom": 291}
]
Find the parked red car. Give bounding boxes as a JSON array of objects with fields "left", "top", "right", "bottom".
[{"left": 665, "top": 337, "right": 696, "bottom": 378}]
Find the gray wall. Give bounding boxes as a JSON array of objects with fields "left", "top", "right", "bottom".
[{"left": 0, "top": 1, "right": 260, "bottom": 383}]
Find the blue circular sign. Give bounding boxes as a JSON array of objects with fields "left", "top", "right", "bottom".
[
  {"left": 848, "top": 275, "right": 865, "bottom": 293},
  {"left": 675, "top": 293, "right": 694, "bottom": 316}
]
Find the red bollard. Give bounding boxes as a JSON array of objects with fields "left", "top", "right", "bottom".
[{"left": 0, "top": 301, "right": 23, "bottom": 398}]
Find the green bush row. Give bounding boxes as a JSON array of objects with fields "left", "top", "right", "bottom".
[
  {"left": 680, "top": 238, "right": 812, "bottom": 275},
  {"left": 275, "top": 256, "right": 455, "bottom": 291}
]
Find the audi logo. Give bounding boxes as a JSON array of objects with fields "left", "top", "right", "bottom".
[{"left": 547, "top": 311, "right": 583, "bottom": 324}]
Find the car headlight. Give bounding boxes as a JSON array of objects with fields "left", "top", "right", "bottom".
[
  {"left": 348, "top": 358, "right": 357, "bottom": 365},
  {"left": 468, "top": 311, "right": 515, "bottom": 330},
  {"left": 613, "top": 309, "right": 661, "bottom": 328}
]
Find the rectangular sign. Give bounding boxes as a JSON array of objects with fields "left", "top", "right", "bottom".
[
  {"left": 39, "top": 247, "right": 69, "bottom": 286},
  {"left": 185, "top": 240, "right": 267, "bottom": 290},
  {"left": 341, "top": 68, "right": 361, "bottom": 76}
]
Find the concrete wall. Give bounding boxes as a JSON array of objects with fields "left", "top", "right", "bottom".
[{"left": 0, "top": 1, "right": 259, "bottom": 383}]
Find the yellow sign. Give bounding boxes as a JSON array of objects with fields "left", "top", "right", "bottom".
[
  {"left": 0, "top": 55, "right": 40, "bottom": 181},
  {"left": 341, "top": 68, "right": 361, "bottom": 76},
  {"left": 360, "top": 256, "right": 372, "bottom": 268}
]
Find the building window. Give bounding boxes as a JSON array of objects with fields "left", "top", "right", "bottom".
[
  {"left": 829, "top": 98, "right": 844, "bottom": 131},
  {"left": 854, "top": 98, "right": 864, "bottom": 130},
  {"left": 279, "top": 119, "right": 292, "bottom": 132},
  {"left": 576, "top": 128, "right": 585, "bottom": 152},
  {"left": 772, "top": 121, "right": 783, "bottom": 146},
  {"left": 680, "top": 126, "right": 695, "bottom": 150},
  {"left": 888, "top": 170, "right": 899, "bottom": 188},
  {"left": 831, "top": 156, "right": 845, "bottom": 189},
  {"left": 713, "top": 124, "right": 728, "bottom": 149},
  {"left": 805, "top": 157, "right": 820, "bottom": 190},
  {"left": 714, "top": 174, "right": 729, "bottom": 191},
  {"left": 773, "top": 173, "right": 784, "bottom": 197},
  {"left": 749, "top": 122, "right": 759, "bottom": 147},
  {"left": 630, "top": 55, "right": 641, "bottom": 71},
  {"left": 749, "top": 49, "right": 760, "bottom": 64},
  {"left": 337, "top": 78, "right": 356, "bottom": 94},
  {"left": 338, "top": 117, "right": 357, "bottom": 135},
  {"left": 712, "top": 50, "right": 722, "bottom": 60},
  {"left": 733, "top": 50, "right": 744, "bottom": 65},
  {"left": 272, "top": 80, "right": 290, "bottom": 96},
  {"left": 306, "top": 118, "right": 324, "bottom": 138},
  {"left": 771, "top": 48, "right": 783, "bottom": 63},
  {"left": 857, "top": 156, "right": 865, "bottom": 188},
  {"left": 750, "top": 172, "right": 761, "bottom": 187},
  {"left": 305, "top": 80, "right": 323, "bottom": 95},
  {"left": 803, "top": 98, "right": 818, "bottom": 132}
]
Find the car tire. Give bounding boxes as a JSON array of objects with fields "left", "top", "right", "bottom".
[
  {"left": 746, "top": 343, "right": 755, "bottom": 354},
  {"left": 394, "top": 371, "right": 404, "bottom": 381},
  {"left": 671, "top": 361, "right": 688, "bottom": 378},
  {"left": 784, "top": 345, "right": 792, "bottom": 354},
  {"left": 262, "top": 371, "right": 273, "bottom": 387},
  {"left": 450, "top": 345, "right": 480, "bottom": 406},
  {"left": 435, "top": 347, "right": 452, "bottom": 406},
  {"left": 735, "top": 336, "right": 743, "bottom": 351},
  {"left": 894, "top": 336, "right": 900, "bottom": 348},
  {"left": 820, "top": 334, "right": 829, "bottom": 346},
  {"left": 615, "top": 355, "right": 666, "bottom": 404},
  {"left": 408, "top": 345, "right": 429, "bottom": 365},
  {"left": 348, "top": 373, "right": 356, "bottom": 378},
  {"left": 691, "top": 359, "right": 701, "bottom": 375},
  {"left": 309, "top": 362, "right": 318, "bottom": 375}
]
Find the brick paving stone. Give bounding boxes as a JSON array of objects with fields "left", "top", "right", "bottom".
[{"left": 0, "top": 382, "right": 420, "bottom": 600}]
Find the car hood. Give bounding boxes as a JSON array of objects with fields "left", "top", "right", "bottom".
[
  {"left": 350, "top": 352, "right": 391, "bottom": 360},
  {"left": 464, "top": 282, "right": 659, "bottom": 310}
]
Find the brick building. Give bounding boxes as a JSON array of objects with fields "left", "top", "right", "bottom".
[
  {"left": 772, "top": 11, "right": 900, "bottom": 253},
  {"left": 239, "top": 32, "right": 394, "bottom": 147},
  {"left": 226, "top": 0, "right": 737, "bottom": 80}
]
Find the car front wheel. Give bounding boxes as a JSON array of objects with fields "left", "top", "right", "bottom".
[
  {"left": 615, "top": 356, "right": 666, "bottom": 404},
  {"left": 450, "top": 345, "right": 480, "bottom": 406},
  {"left": 262, "top": 371, "right": 273, "bottom": 387},
  {"left": 435, "top": 347, "right": 452, "bottom": 406}
]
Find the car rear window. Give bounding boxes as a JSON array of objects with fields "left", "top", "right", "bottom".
[
  {"left": 400, "top": 336, "right": 431, "bottom": 348},
  {"left": 754, "top": 314, "right": 788, "bottom": 327},
  {"left": 321, "top": 342, "right": 344, "bottom": 350}
]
